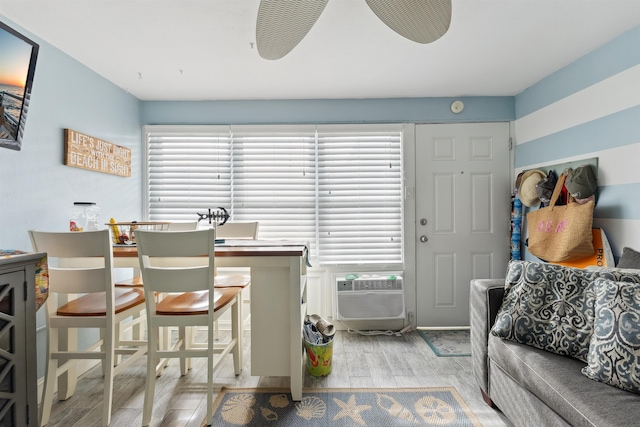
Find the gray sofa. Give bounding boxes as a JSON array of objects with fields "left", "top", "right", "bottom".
[{"left": 471, "top": 277, "right": 640, "bottom": 427}]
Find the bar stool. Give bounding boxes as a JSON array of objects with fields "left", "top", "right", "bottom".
[
  {"left": 29, "top": 229, "right": 147, "bottom": 427},
  {"left": 135, "top": 228, "right": 241, "bottom": 426}
]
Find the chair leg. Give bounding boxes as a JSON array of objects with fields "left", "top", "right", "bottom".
[
  {"left": 206, "top": 313, "right": 215, "bottom": 426},
  {"left": 57, "top": 327, "right": 78, "bottom": 400},
  {"left": 162, "top": 325, "right": 171, "bottom": 369},
  {"left": 39, "top": 327, "right": 59, "bottom": 427},
  {"left": 111, "top": 324, "right": 122, "bottom": 366},
  {"left": 132, "top": 311, "right": 145, "bottom": 340},
  {"left": 39, "top": 358, "right": 58, "bottom": 427},
  {"left": 185, "top": 326, "right": 195, "bottom": 371},
  {"left": 242, "top": 288, "right": 251, "bottom": 330},
  {"left": 101, "top": 327, "right": 115, "bottom": 427},
  {"left": 232, "top": 295, "right": 242, "bottom": 375},
  {"left": 179, "top": 326, "right": 189, "bottom": 375},
  {"left": 143, "top": 327, "right": 159, "bottom": 426}
]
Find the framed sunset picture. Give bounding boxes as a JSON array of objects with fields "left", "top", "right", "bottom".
[{"left": 0, "top": 20, "right": 39, "bottom": 151}]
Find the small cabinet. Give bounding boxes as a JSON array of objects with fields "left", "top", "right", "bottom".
[{"left": 0, "top": 252, "right": 42, "bottom": 426}]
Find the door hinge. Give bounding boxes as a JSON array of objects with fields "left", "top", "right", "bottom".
[
  {"left": 508, "top": 137, "right": 513, "bottom": 150},
  {"left": 24, "top": 280, "right": 28, "bottom": 301}
]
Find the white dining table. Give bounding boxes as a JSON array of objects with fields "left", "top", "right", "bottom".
[{"left": 113, "top": 240, "right": 309, "bottom": 401}]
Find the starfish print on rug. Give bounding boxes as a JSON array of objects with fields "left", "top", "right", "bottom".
[{"left": 332, "top": 394, "right": 372, "bottom": 425}]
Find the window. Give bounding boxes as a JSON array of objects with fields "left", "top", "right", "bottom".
[
  {"left": 145, "top": 126, "right": 232, "bottom": 222},
  {"left": 144, "top": 124, "right": 403, "bottom": 265}
]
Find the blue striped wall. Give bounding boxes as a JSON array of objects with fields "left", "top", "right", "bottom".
[{"left": 514, "top": 25, "right": 640, "bottom": 260}]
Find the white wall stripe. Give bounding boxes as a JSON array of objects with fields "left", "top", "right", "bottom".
[
  {"left": 593, "top": 218, "right": 640, "bottom": 259},
  {"left": 589, "top": 145, "right": 640, "bottom": 186},
  {"left": 515, "top": 64, "right": 640, "bottom": 145}
]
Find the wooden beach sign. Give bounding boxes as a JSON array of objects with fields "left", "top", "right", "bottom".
[{"left": 64, "top": 129, "right": 131, "bottom": 177}]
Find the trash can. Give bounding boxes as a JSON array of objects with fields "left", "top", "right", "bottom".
[{"left": 305, "top": 339, "right": 333, "bottom": 377}]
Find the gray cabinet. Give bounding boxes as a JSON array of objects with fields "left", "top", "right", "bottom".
[{"left": 0, "top": 252, "right": 42, "bottom": 426}]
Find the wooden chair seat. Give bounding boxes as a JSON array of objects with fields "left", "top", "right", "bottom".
[
  {"left": 115, "top": 276, "right": 143, "bottom": 287},
  {"left": 157, "top": 288, "right": 239, "bottom": 315},
  {"left": 57, "top": 288, "right": 145, "bottom": 317},
  {"left": 214, "top": 274, "right": 251, "bottom": 288}
]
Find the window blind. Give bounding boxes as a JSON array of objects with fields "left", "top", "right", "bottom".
[
  {"left": 144, "top": 124, "right": 403, "bottom": 265},
  {"left": 316, "top": 130, "right": 403, "bottom": 264},
  {"left": 146, "top": 126, "right": 232, "bottom": 223},
  {"left": 229, "top": 125, "right": 317, "bottom": 246}
]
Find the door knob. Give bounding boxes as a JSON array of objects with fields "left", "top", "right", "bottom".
[{"left": 420, "top": 235, "right": 428, "bottom": 243}]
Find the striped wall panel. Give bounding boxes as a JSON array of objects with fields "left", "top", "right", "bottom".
[{"left": 513, "top": 25, "right": 640, "bottom": 260}]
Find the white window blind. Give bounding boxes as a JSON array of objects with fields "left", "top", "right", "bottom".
[
  {"left": 146, "top": 126, "right": 232, "bottom": 222},
  {"left": 229, "top": 125, "right": 317, "bottom": 245},
  {"left": 316, "top": 128, "right": 403, "bottom": 264},
  {"left": 144, "top": 124, "right": 403, "bottom": 265}
]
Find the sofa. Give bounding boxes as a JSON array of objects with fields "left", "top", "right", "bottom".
[{"left": 470, "top": 260, "right": 640, "bottom": 427}]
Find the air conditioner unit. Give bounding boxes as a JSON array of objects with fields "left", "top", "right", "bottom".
[{"left": 335, "top": 274, "right": 405, "bottom": 321}]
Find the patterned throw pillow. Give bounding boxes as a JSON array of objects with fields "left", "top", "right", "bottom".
[
  {"left": 491, "top": 261, "right": 640, "bottom": 362},
  {"left": 582, "top": 279, "right": 640, "bottom": 394}
]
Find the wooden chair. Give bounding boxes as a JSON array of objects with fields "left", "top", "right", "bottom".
[
  {"left": 29, "top": 229, "right": 147, "bottom": 427},
  {"left": 211, "top": 222, "right": 258, "bottom": 337},
  {"left": 114, "top": 222, "right": 199, "bottom": 351},
  {"left": 135, "top": 228, "right": 242, "bottom": 426},
  {"left": 117, "top": 221, "right": 252, "bottom": 370}
]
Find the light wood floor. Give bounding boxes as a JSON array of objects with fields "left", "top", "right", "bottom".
[{"left": 44, "top": 329, "right": 511, "bottom": 427}]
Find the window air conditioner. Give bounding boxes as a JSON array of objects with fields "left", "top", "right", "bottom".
[{"left": 335, "top": 274, "right": 405, "bottom": 321}]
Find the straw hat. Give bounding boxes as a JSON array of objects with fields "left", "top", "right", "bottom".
[{"left": 518, "top": 169, "right": 546, "bottom": 207}]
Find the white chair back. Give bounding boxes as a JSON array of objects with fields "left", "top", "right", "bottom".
[
  {"left": 167, "top": 221, "right": 199, "bottom": 231},
  {"left": 215, "top": 222, "right": 259, "bottom": 239},
  {"left": 136, "top": 229, "right": 215, "bottom": 295},
  {"left": 29, "top": 229, "right": 114, "bottom": 305}
]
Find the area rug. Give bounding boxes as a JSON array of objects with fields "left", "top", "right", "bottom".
[
  {"left": 203, "top": 387, "right": 482, "bottom": 426},
  {"left": 418, "top": 329, "right": 471, "bottom": 357}
]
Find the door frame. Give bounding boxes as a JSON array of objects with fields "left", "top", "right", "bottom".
[
  {"left": 402, "top": 123, "right": 417, "bottom": 326},
  {"left": 401, "top": 122, "right": 514, "bottom": 328}
]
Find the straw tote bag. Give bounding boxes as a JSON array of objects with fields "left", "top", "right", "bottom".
[{"left": 526, "top": 171, "right": 595, "bottom": 262}]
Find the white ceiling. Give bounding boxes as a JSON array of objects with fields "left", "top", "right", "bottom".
[{"left": 2, "top": 0, "right": 640, "bottom": 101}]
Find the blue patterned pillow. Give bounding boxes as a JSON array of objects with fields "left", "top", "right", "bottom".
[
  {"left": 582, "top": 279, "right": 640, "bottom": 394},
  {"left": 491, "top": 261, "right": 640, "bottom": 362}
]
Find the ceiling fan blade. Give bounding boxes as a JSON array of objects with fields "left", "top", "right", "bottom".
[
  {"left": 256, "top": 0, "right": 328, "bottom": 60},
  {"left": 366, "top": 0, "right": 452, "bottom": 44}
]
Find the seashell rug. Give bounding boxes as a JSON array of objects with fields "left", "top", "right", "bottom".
[
  {"left": 417, "top": 329, "right": 471, "bottom": 357},
  {"left": 203, "top": 387, "right": 481, "bottom": 426}
]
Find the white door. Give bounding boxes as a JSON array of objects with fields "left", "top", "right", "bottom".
[{"left": 415, "top": 123, "right": 510, "bottom": 327}]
